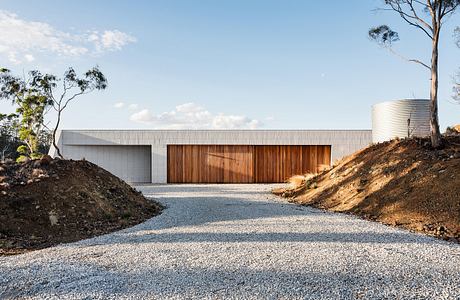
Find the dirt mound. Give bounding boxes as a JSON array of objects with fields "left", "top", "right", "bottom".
[
  {"left": 0, "top": 157, "right": 162, "bottom": 255},
  {"left": 274, "top": 136, "right": 460, "bottom": 242},
  {"left": 446, "top": 125, "right": 460, "bottom": 136}
]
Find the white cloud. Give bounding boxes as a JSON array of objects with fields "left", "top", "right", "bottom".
[
  {"left": 7, "top": 53, "right": 20, "bottom": 64},
  {"left": 212, "top": 114, "right": 261, "bottom": 129},
  {"left": 89, "top": 30, "right": 137, "bottom": 52},
  {"left": 176, "top": 102, "right": 205, "bottom": 113},
  {"left": 0, "top": 10, "right": 136, "bottom": 64},
  {"left": 24, "top": 54, "right": 35, "bottom": 62},
  {"left": 102, "top": 30, "right": 136, "bottom": 51},
  {"left": 128, "top": 103, "right": 139, "bottom": 110},
  {"left": 129, "top": 102, "right": 262, "bottom": 129},
  {"left": 130, "top": 109, "right": 153, "bottom": 124},
  {"left": 115, "top": 102, "right": 139, "bottom": 110}
]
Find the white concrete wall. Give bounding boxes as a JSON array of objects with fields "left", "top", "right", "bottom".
[
  {"left": 151, "top": 144, "right": 167, "bottom": 183},
  {"left": 65, "top": 145, "right": 151, "bottom": 183},
  {"left": 51, "top": 130, "right": 372, "bottom": 183}
]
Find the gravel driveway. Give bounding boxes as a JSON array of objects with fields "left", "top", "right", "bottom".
[{"left": 1, "top": 184, "right": 459, "bottom": 299}]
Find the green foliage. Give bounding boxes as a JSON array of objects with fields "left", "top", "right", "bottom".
[
  {"left": 0, "top": 111, "right": 51, "bottom": 162},
  {"left": 0, "top": 113, "right": 21, "bottom": 161},
  {"left": 37, "top": 130, "right": 52, "bottom": 155},
  {"left": 17, "top": 145, "right": 28, "bottom": 155},
  {"left": 0, "top": 66, "right": 104, "bottom": 160},
  {"left": 16, "top": 145, "right": 29, "bottom": 163},
  {"left": 62, "top": 67, "right": 107, "bottom": 93},
  {"left": 16, "top": 155, "right": 29, "bottom": 163},
  {"left": 0, "top": 69, "right": 52, "bottom": 160},
  {"left": 15, "top": 94, "right": 49, "bottom": 158},
  {"left": 369, "top": 25, "right": 399, "bottom": 46}
]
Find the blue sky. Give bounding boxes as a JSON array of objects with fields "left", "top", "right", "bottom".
[{"left": 0, "top": 0, "right": 459, "bottom": 130}]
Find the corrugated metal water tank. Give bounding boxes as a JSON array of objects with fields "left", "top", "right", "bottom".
[{"left": 372, "top": 99, "right": 430, "bottom": 143}]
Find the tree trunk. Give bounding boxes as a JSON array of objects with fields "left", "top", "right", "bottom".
[
  {"left": 52, "top": 111, "right": 63, "bottom": 158},
  {"left": 430, "top": 27, "right": 442, "bottom": 148}
]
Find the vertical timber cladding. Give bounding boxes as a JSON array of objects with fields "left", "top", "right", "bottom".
[
  {"left": 167, "top": 145, "right": 254, "bottom": 183},
  {"left": 167, "top": 145, "right": 331, "bottom": 183},
  {"left": 253, "top": 145, "right": 331, "bottom": 183},
  {"left": 256, "top": 145, "right": 304, "bottom": 183}
]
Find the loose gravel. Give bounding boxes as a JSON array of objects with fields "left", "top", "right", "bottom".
[{"left": 1, "top": 184, "right": 459, "bottom": 299}]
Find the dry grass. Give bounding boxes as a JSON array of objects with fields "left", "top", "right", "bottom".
[
  {"left": 272, "top": 173, "right": 316, "bottom": 196},
  {"left": 286, "top": 173, "right": 316, "bottom": 189},
  {"left": 287, "top": 175, "right": 306, "bottom": 189}
]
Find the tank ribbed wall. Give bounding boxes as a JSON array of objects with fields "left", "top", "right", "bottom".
[{"left": 372, "top": 99, "right": 430, "bottom": 143}]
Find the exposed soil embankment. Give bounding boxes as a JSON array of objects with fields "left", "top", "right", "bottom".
[
  {"left": 0, "top": 157, "right": 162, "bottom": 255},
  {"left": 273, "top": 136, "right": 460, "bottom": 242}
]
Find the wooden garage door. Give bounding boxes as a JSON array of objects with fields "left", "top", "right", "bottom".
[
  {"left": 167, "top": 145, "right": 254, "bottom": 183},
  {"left": 253, "top": 145, "right": 331, "bottom": 183},
  {"left": 167, "top": 145, "right": 331, "bottom": 183}
]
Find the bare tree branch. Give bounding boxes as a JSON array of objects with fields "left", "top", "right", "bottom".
[
  {"left": 387, "top": 47, "right": 431, "bottom": 70},
  {"left": 60, "top": 90, "right": 88, "bottom": 112},
  {"left": 386, "top": 1, "right": 434, "bottom": 39},
  {"left": 407, "top": 0, "right": 433, "bottom": 31}
]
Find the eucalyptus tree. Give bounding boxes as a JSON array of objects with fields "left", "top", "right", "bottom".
[
  {"left": 0, "top": 67, "right": 107, "bottom": 159},
  {"left": 369, "top": 0, "right": 460, "bottom": 148},
  {"left": 44, "top": 67, "right": 107, "bottom": 158},
  {"left": 0, "top": 113, "right": 21, "bottom": 160},
  {"left": 0, "top": 69, "right": 53, "bottom": 160}
]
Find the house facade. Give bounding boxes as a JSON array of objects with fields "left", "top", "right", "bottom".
[{"left": 50, "top": 130, "right": 372, "bottom": 183}]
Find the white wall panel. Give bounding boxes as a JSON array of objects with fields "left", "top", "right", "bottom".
[
  {"left": 64, "top": 145, "right": 151, "bottom": 183},
  {"left": 151, "top": 145, "right": 167, "bottom": 183}
]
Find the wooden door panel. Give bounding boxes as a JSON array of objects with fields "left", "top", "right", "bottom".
[
  {"left": 222, "top": 145, "right": 254, "bottom": 183},
  {"left": 316, "top": 145, "right": 331, "bottom": 173},
  {"left": 167, "top": 145, "right": 254, "bottom": 183},
  {"left": 167, "top": 145, "right": 331, "bottom": 183},
  {"left": 253, "top": 145, "right": 331, "bottom": 183}
]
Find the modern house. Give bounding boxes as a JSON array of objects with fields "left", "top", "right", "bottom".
[
  {"left": 50, "top": 99, "right": 431, "bottom": 184},
  {"left": 50, "top": 130, "right": 372, "bottom": 183}
]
